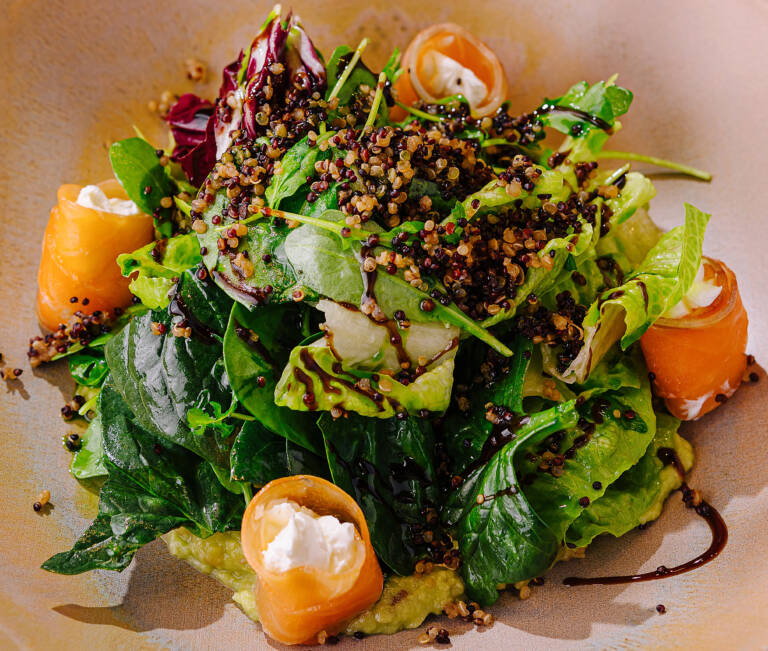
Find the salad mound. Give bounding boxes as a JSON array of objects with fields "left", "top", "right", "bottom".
[{"left": 35, "top": 5, "right": 747, "bottom": 645}]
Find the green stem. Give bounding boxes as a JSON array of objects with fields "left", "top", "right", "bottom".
[
  {"left": 217, "top": 206, "right": 383, "bottom": 244},
  {"left": 597, "top": 151, "right": 711, "bottom": 181},
  {"left": 230, "top": 412, "right": 256, "bottom": 421},
  {"left": 328, "top": 37, "right": 369, "bottom": 102},
  {"left": 481, "top": 138, "right": 517, "bottom": 148},
  {"left": 174, "top": 196, "right": 191, "bottom": 216},
  {"left": 242, "top": 482, "right": 253, "bottom": 506},
  {"left": 603, "top": 163, "right": 632, "bottom": 187},
  {"left": 78, "top": 394, "right": 99, "bottom": 416},
  {"left": 360, "top": 72, "right": 387, "bottom": 138},
  {"left": 394, "top": 101, "right": 441, "bottom": 123}
]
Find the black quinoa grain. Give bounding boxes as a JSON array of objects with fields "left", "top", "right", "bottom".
[
  {"left": 749, "top": 372, "right": 759, "bottom": 383},
  {"left": 656, "top": 604, "right": 666, "bottom": 614},
  {"left": 578, "top": 496, "right": 590, "bottom": 507},
  {"left": 715, "top": 393, "right": 727, "bottom": 403}
]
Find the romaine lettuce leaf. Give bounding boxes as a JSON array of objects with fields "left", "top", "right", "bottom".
[
  {"left": 566, "top": 414, "right": 693, "bottom": 546},
  {"left": 546, "top": 203, "right": 709, "bottom": 382},
  {"left": 519, "top": 350, "right": 656, "bottom": 540}
]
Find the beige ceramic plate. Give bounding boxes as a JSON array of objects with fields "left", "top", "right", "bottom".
[{"left": 1, "top": 0, "right": 767, "bottom": 648}]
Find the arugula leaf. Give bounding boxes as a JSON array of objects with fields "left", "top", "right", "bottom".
[
  {"left": 70, "top": 412, "right": 107, "bottom": 480},
  {"left": 117, "top": 233, "right": 202, "bottom": 309},
  {"left": 442, "top": 402, "right": 579, "bottom": 604},
  {"left": 43, "top": 382, "right": 243, "bottom": 574},
  {"left": 539, "top": 80, "right": 633, "bottom": 140},
  {"left": 566, "top": 413, "right": 694, "bottom": 546},
  {"left": 223, "top": 303, "right": 323, "bottom": 454},
  {"left": 68, "top": 351, "right": 109, "bottom": 387},
  {"left": 275, "top": 341, "right": 455, "bottom": 418},
  {"left": 284, "top": 224, "right": 513, "bottom": 355},
  {"left": 320, "top": 412, "right": 440, "bottom": 575},
  {"left": 548, "top": 203, "right": 709, "bottom": 382},
  {"left": 109, "top": 137, "right": 176, "bottom": 236}
]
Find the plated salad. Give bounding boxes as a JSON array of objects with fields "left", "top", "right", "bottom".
[{"left": 31, "top": 6, "right": 753, "bottom": 645}]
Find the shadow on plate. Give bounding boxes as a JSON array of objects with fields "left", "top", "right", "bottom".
[{"left": 53, "top": 538, "right": 232, "bottom": 632}]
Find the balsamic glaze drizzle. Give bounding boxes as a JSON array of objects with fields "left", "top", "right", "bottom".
[{"left": 563, "top": 447, "right": 727, "bottom": 586}]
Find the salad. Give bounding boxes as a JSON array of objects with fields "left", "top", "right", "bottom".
[{"left": 30, "top": 6, "right": 752, "bottom": 645}]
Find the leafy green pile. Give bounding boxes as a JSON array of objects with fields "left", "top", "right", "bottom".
[{"left": 45, "top": 7, "right": 709, "bottom": 612}]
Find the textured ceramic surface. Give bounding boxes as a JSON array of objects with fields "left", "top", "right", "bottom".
[{"left": 1, "top": 0, "right": 767, "bottom": 648}]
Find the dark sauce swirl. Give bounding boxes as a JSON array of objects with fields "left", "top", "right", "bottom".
[{"left": 563, "top": 447, "right": 727, "bottom": 586}]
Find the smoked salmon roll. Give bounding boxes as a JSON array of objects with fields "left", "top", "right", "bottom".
[
  {"left": 36, "top": 180, "right": 154, "bottom": 331},
  {"left": 393, "top": 23, "right": 509, "bottom": 120},
  {"left": 640, "top": 257, "right": 749, "bottom": 420},
  {"left": 241, "top": 475, "right": 383, "bottom": 645}
]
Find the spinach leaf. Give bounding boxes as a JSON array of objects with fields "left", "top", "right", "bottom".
[
  {"left": 231, "top": 420, "right": 329, "bottom": 485},
  {"left": 104, "top": 272, "right": 234, "bottom": 468},
  {"left": 442, "top": 337, "right": 533, "bottom": 477},
  {"left": 320, "top": 412, "right": 440, "bottom": 575},
  {"left": 223, "top": 303, "right": 323, "bottom": 454},
  {"left": 442, "top": 402, "right": 580, "bottom": 605},
  {"left": 198, "top": 192, "right": 311, "bottom": 307},
  {"left": 68, "top": 351, "right": 109, "bottom": 387},
  {"left": 109, "top": 137, "right": 176, "bottom": 236},
  {"left": 265, "top": 136, "right": 330, "bottom": 209},
  {"left": 117, "top": 233, "right": 202, "bottom": 309},
  {"left": 284, "top": 224, "right": 513, "bottom": 355},
  {"left": 566, "top": 413, "right": 694, "bottom": 546},
  {"left": 70, "top": 412, "right": 107, "bottom": 480},
  {"left": 43, "top": 382, "right": 243, "bottom": 574}
]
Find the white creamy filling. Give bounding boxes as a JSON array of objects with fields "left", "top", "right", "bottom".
[
  {"left": 76, "top": 185, "right": 140, "bottom": 216},
  {"left": 261, "top": 500, "right": 363, "bottom": 574},
  {"left": 420, "top": 50, "right": 487, "bottom": 107},
  {"left": 663, "top": 263, "right": 722, "bottom": 319}
]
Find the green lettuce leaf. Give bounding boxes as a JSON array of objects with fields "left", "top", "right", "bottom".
[
  {"left": 519, "top": 350, "right": 656, "bottom": 540},
  {"left": 117, "top": 233, "right": 202, "bottom": 308},
  {"left": 547, "top": 203, "right": 709, "bottom": 382},
  {"left": 275, "top": 341, "right": 454, "bottom": 418},
  {"left": 70, "top": 412, "right": 107, "bottom": 480},
  {"left": 284, "top": 223, "right": 513, "bottom": 355},
  {"left": 566, "top": 413, "right": 693, "bottom": 546}
]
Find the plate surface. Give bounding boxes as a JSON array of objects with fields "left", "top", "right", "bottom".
[{"left": 1, "top": 0, "right": 767, "bottom": 648}]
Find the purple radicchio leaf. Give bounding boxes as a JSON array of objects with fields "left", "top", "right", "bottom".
[
  {"left": 287, "top": 21, "right": 326, "bottom": 92},
  {"left": 165, "top": 93, "right": 216, "bottom": 188},
  {"left": 242, "top": 13, "right": 291, "bottom": 139}
]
